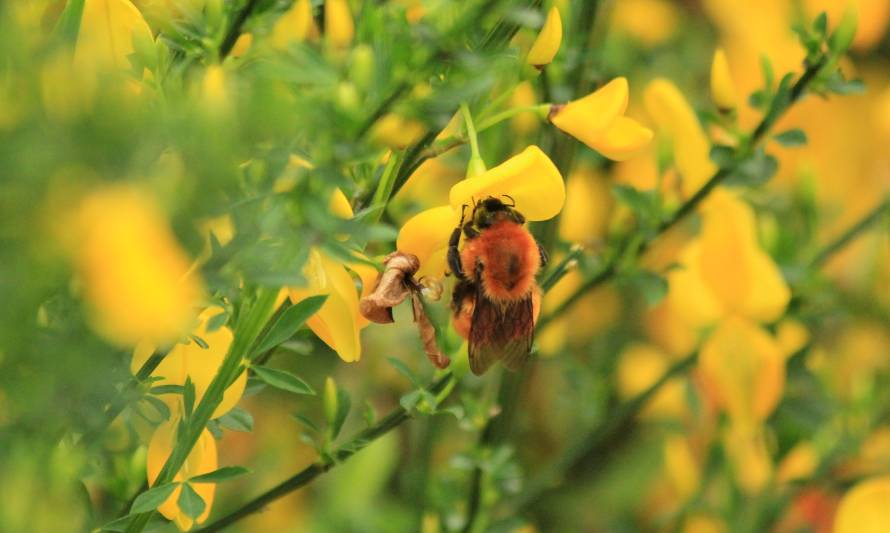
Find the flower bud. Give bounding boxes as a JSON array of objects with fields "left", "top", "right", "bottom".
[
  {"left": 527, "top": 7, "right": 562, "bottom": 68},
  {"left": 710, "top": 48, "right": 737, "bottom": 112},
  {"left": 326, "top": 0, "right": 355, "bottom": 48}
]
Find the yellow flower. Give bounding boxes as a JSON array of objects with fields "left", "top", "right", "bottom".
[
  {"left": 74, "top": 0, "right": 154, "bottom": 72},
  {"left": 722, "top": 424, "right": 773, "bottom": 494},
  {"left": 777, "top": 442, "right": 819, "bottom": 483},
  {"left": 288, "top": 189, "right": 376, "bottom": 362},
  {"left": 132, "top": 306, "right": 245, "bottom": 419},
  {"left": 644, "top": 78, "right": 716, "bottom": 197},
  {"left": 325, "top": 0, "right": 355, "bottom": 48},
  {"left": 663, "top": 435, "right": 701, "bottom": 503},
  {"left": 270, "top": 0, "right": 317, "bottom": 48},
  {"left": 398, "top": 145, "right": 564, "bottom": 278},
  {"left": 550, "top": 78, "right": 653, "bottom": 161},
  {"left": 834, "top": 476, "right": 890, "bottom": 533},
  {"left": 146, "top": 419, "right": 217, "bottom": 531},
  {"left": 64, "top": 185, "right": 203, "bottom": 347},
  {"left": 371, "top": 114, "right": 426, "bottom": 149},
  {"left": 230, "top": 32, "right": 253, "bottom": 58},
  {"left": 697, "top": 316, "right": 785, "bottom": 427},
  {"left": 510, "top": 81, "right": 540, "bottom": 136},
  {"left": 527, "top": 7, "right": 562, "bottom": 68},
  {"left": 667, "top": 190, "right": 790, "bottom": 326},
  {"left": 610, "top": 0, "right": 679, "bottom": 47},
  {"left": 710, "top": 48, "right": 737, "bottom": 112},
  {"left": 616, "top": 343, "right": 688, "bottom": 419}
]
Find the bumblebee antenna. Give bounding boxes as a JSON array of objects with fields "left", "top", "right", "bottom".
[{"left": 501, "top": 194, "right": 516, "bottom": 207}]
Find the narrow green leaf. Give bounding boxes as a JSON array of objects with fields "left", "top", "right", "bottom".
[
  {"left": 142, "top": 395, "right": 171, "bottom": 422},
  {"left": 183, "top": 377, "right": 196, "bottom": 419},
  {"left": 205, "top": 312, "right": 228, "bottom": 333},
  {"left": 130, "top": 483, "right": 178, "bottom": 514},
  {"left": 773, "top": 129, "right": 808, "bottom": 147},
  {"left": 177, "top": 483, "right": 206, "bottom": 520},
  {"left": 387, "top": 357, "right": 420, "bottom": 387},
  {"left": 54, "top": 0, "right": 86, "bottom": 44},
  {"left": 400, "top": 389, "right": 422, "bottom": 411},
  {"left": 98, "top": 514, "right": 132, "bottom": 532},
  {"left": 709, "top": 145, "right": 736, "bottom": 167},
  {"left": 217, "top": 407, "right": 254, "bottom": 432},
  {"left": 191, "top": 335, "right": 209, "bottom": 349},
  {"left": 292, "top": 413, "right": 320, "bottom": 433},
  {"left": 363, "top": 401, "right": 377, "bottom": 427},
  {"left": 330, "top": 388, "right": 351, "bottom": 440},
  {"left": 253, "top": 366, "right": 315, "bottom": 395},
  {"left": 813, "top": 12, "right": 828, "bottom": 37},
  {"left": 252, "top": 295, "right": 327, "bottom": 356},
  {"left": 150, "top": 384, "right": 184, "bottom": 396},
  {"left": 189, "top": 466, "right": 250, "bottom": 484}
]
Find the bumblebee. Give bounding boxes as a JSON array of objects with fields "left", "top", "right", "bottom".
[{"left": 448, "top": 196, "right": 546, "bottom": 375}]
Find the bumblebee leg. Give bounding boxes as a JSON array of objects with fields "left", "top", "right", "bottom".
[
  {"left": 448, "top": 225, "right": 466, "bottom": 280},
  {"left": 537, "top": 242, "right": 549, "bottom": 268}
]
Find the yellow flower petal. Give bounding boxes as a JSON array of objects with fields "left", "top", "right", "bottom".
[
  {"left": 396, "top": 205, "right": 455, "bottom": 279},
  {"left": 616, "top": 343, "right": 688, "bottom": 419},
  {"left": 325, "top": 0, "right": 355, "bottom": 48},
  {"left": 835, "top": 476, "right": 890, "bottom": 533},
  {"left": 664, "top": 435, "right": 701, "bottom": 502},
  {"left": 698, "top": 316, "right": 785, "bottom": 425},
  {"left": 449, "top": 145, "right": 565, "bottom": 221},
  {"left": 527, "top": 7, "right": 563, "bottom": 67},
  {"left": 74, "top": 0, "right": 154, "bottom": 71},
  {"left": 558, "top": 166, "right": 613, "bottom": 244},
  {"left": 710, "top": 48, "right": 737, "bottom": 111},
  {"left": 644, "top": 78, "right": 716, "bottom": 197},
  {"left": 289, "top": 249, "right": 362, "bottom": 362},
  {"left": 67, "top": 185, "right": 203, "bottom": 347},
  {"left": 270, "top": 0, "right": 316, "bottom": 48},
  {"left": 723, "top": 424, "right": 773, "bottom": 495},
  {"left": 551, "top": 77, "right": 628, "bottom": 152},
  {"left": 329, "top": 187, "right": 354, "bottom": 219},
  {"left": 667, "top": 243, "right": 724, "bottom": 328},
  {"left": 230, "top": 32, "right": 253, "bottom": 58},
  {"left": 585, "top": 115, "right": 653, "bottom": 161},
  {"left": 611, "top": 0, "right": 679, "bottom": 47},
  {"left": 147, "top": 419, "right": 217, "bottom": 530},
  {"left": 371, "top": 113, "right": 426, "bottom": 149}
]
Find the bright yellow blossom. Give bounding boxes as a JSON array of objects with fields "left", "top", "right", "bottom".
[
  {"left": 644, "top": 78, "right": 716, "bottom": 197},
  {"left": 74, "top": 0, "right": 154, "bottom": 72},
  {"left": 398, "top": 145, "right": 564, "bottom": 278},
  {"left": 325, "top": 0, "right": 355, "bottom": 48},
  {"left": 550, "top": 78, "right": 653, "bottom": 161},
  {"left": 610, "top": 0, "right": 679, "bottom": 47},
  {"left": 270, "top": 0, "right": 317, "bottom": 48},
  {"left": 527, "top": 7, "right": 562, "bottom": 68},
  {"left": 132, "top": 306, "right": 245, "bottom": 419},
  {"left": 710, "top": 48, "right": 737, "bottom": 112},
  {"left": 64, "top": 185, "right": 203, "bottom": 347},
  {"left": 147, "top": 419, "right": 217, "bottom": 531},
  {"left": 834, "top": 476, "right": 890, "bottom": 533}
]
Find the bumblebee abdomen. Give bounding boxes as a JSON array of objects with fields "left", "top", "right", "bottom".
[{"left": 461, "top": 221, "right": 540, "bottom": 302}]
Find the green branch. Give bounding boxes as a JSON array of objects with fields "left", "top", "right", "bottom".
[
  {"left": 810, "top": 198, "right": 888, "bottom": 269},
  {"left": 193, "top": 373, "right": 455, "bottom": 532}
]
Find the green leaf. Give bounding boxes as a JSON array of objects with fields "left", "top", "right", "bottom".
[
  {"left": 217, "top": 407, "right": 254, "bottom": 432},
  {"left": 189, "top": 466, "right": 250, "bottom": 484},
  {"left": 177, "top": 482, "right": 206, "bottom": 520},
  {"left": 611, "top": 184, "right": 660, "bottom": 229},
  {"left": 98, "top": 514, "right": 132, "bottom": 532},
  {"left": 252, "top": 366, "right": 315, "bottom": 395},
  {"left": 183, "top": 377, "right": 195, "bottom": 419},
  {"left": 191, "top": 335, "right": 209, "bottom": 349},
  {"left": 760, "top": 54, "right": 775, "bottom": 90},
  {"left": 252, "top": 295, "right": 327, "bottom": 356},
  {"left": 400, "top": 389, "right": 422, "bottom": 411},
  {"left": 813, "top": 11, "right": 828, "bottom": 37},
  {"left": 142, "top": 395, "right": 171, "bottom": 422},
  {"left": 292, "top": 413, "right": 320, "bottom": 433},
  {"left": 632, "top": 271, "right": 668, "bottom": 306},
  {"left": 387, "top": 357, "right": 420, "bottom": 387},
  {"left": 726, "top": 149, "right": 778, "bottom": 187},
  {"left": 828, "top": 8, "right": 858, "bottom": 54},
  {"left": 773, "top": 129, "right": 807, "bottom": 147},
  {"left": 363, "top": 401, "right": 377, "bottom": 427},
  {"left": 330, "top": 388, "right": 351, "bottom": 441},
  {"left": 748, "top": 89, "right": 770, "bottom": 110},
  {"left": 130, "top": 483, "right": 178, "bottom": 514},
  {"left": 54, "top": 0, "right": 86, "bottom": 44},
  {"left": 205, "top": 311, "right": 228, "bottom": 333},
  {"left": 709, "top": 145, "right": 736, "bottom": 167}
]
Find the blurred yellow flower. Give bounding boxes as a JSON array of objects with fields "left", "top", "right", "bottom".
[
  {"left": 371, "top": 114, "right": 426, "bottom": 149},
  {"left": 288, "top": 189, "right": 376, "bottom": 362},
  {"left": 230, "top": 33, "right": 253, "bottom": 58},
  {"left": 777, "top": 441, "right": 819, "bottom": 483},
  {"left": 558, "top": 165, "right": 613, "bottom": 246},
  {"left": 723, "top": 424, "right": 773, "bottom": 494},
  {"left": 834, "top": 475, "right": 890, "bottom": 533},
  {"left": 610, "top": 0, "right": 679, "bottom": 47},
  {"left": 538, "top": 270, "right": 619, "bottom": 355},
  {"left": 682, "top": 514, "right": 727, "bottom": 533},
  {"left": 663, "top": 435, "right": 701, "bottom": 503},
  {"left": 616, "top": 343, "right": 688, "bottom": 419},
  {"left": 550, "top": 78, "right": 653, "bottom": 161},
  {"left": 270, "top": 0, "right": 318, "bottom": 48},
  {"left": 698, "top": 316, "right": 785, "bottom": 426},
  {"left": 74, "top": 0, "right": 154, "bottom": 71},
  {"left": 147, "top": 419, "right": 217, "bottom": 531},
  {"left": 64, "top": 185, "right": 203, "bottom": 347},
  {"left": 132, "top": 306, "right": 245, "bottom": 419},
  {"left": 710, "top": 48, "right": 737, "bottom": 112},
  {"left": 644, "top": 78, "right": 716, "bottom": 197},
  {"left": 325, "top": 0, "right": 355, "bottom": 48},
  {"left": 398, "top": 146, "right": 564, "bottom": 278},
  {"left": 667, "top": 191, "right": 790, "bottom": 326},
  {"left": 527, "top": 7, "right": 562, "bottom": 68},
  {"left": 510, "top": 81, "right": 540, "bottom": 136}
]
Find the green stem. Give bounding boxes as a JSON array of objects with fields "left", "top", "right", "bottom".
[
  {"left": 460, "top": 103, "right": 486, "bottom": 176},
  {"left": 475, "top": 104, "right": 550, "bottom": 132},
  {"left": 192, "top": 373, "right": 456, "bottom": 533},
  {"left": 810, "top": 198, "right": 888, "bottom": 269},
  {"left": 125, "top": 287, "right": 279, "bottom": 533},
  {"left": 219, "top": 0, "right": 260, "bottom": 60}
]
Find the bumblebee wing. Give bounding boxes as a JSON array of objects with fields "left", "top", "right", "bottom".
[{"left": 468, "top": 286, "right": 534, "bottom": 376}]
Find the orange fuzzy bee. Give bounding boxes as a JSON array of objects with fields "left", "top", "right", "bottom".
[{"left": 448, "top": 196, "right": 545, "bottom": 375}]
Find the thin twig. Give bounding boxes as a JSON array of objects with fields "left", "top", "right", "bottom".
[
  {"left": 810, "top": 198, "right": 888, "bottom": 269},
  {"left": 219, "top": 0, "right": 261, "bottom": 60},
  {"left": 193, "top": 373, "right": 455, "bottom": 532}
]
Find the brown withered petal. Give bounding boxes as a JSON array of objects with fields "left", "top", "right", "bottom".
[
  {"left": 411, "top": 292, "right": 450, "bottom": 369},
  {"left": 359, "top": 252, "right": 420, "bottom": 324}
]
